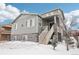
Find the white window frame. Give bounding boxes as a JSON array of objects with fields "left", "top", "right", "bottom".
[
  {"left": 32, "top": 19, "right": 35, "bottom": 27},
  {"left": 27, "top": 20, "right": 30, "bottom": 28},
  {"left": 26, "top": 18, "right": 35, "bottom": 28},
  {"left": 13, "top": 23, "right": 17, "bottom": 30},
  {"left": 30, "top": 19, "right": 32, "bottom": 27}
]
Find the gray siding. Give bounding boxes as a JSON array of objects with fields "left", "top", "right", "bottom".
[
  {"left": 38, "top": 17, "right": 43, "bottom": 33},
  {"left": 11, "top": 14, "right": 40, "bottom": 35},
  {"left": 11, "top": 33, "right": 38, "bottom": 42}
]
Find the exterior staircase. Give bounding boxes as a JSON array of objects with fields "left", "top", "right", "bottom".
[
  {"left": 39, "top": 26, "right": 48, "bottom": 44},
  {"left": 39, "top": 25, "right": 54, "bottom": 44}
]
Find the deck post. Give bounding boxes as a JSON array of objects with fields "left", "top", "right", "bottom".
[{"left": 54, "top": 16, "right": 58, "bottom": 42}]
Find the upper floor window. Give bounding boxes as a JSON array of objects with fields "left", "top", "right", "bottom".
[
  {"left": 27, "top": 20, "right": 30, "bottom": 27},
  {"left": 30, "top": 19, "right": 32, "bottom": 27},
  {"left": 26, "top": 18, "right": 35, "bottom": 28},
  {"left": 26, "top": 21, "right": 27, "bottom": 27},
  {"left": 31, "top": 19, "right": 35, "bottom": 27}
]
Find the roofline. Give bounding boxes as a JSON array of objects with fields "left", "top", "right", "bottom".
[
  {"left": 2, "top": 25, "right": 12, "bottom": 28},
  {"left": 41, "top": 8, "right": 61, "bottom": 15},
  {"left": 58, "top": 8, "right": 65, "bottom": 20},
  {"left": 12, "top": 14, "right": 22, "bottom": 24},
  {"left": 12, "top": 13, "right": 42, "bottom": 24},
  {"left": 12, "top": 8, "right": 65, "bottom": 24},
  {"left": 41, "top": 8, "right": 65, "bottom": 20}
]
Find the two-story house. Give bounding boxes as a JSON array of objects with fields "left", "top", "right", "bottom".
[{"left": 11, "top": 9, "right": 68, "bottom": 44}]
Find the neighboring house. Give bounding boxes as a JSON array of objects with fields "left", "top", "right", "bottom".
[
  {"left": 0, "top": 25, "right": 11, "bottom": 41},
  {"left": 11, "top": 9, "right": 68, "bottom": 44},
  {"left": 68, "top": 30, "right": 79, "bottom": 48}
]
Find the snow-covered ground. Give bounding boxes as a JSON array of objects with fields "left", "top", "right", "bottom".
[{"left": 0, "top": 41, "right": 79, "bottom": 55}]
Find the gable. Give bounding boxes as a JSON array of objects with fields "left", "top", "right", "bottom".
[
  {"left": 12, "top": 14, "right": 22, "bottom": 24},
  {"left": 12, "top": 14, "right": 42, "bottom": 24},
  {"left": 12, "top": 9, "right": 65, "bottom": 24},
  {"left": 41, "top": 9, "right": 65, "bottom": 20}
]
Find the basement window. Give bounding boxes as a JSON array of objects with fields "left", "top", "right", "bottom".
[{"left": 14, "top": 36, "right": 17, "bottom": 41}]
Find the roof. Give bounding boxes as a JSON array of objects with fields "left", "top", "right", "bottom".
[
  {"left": 2, "top": 25, "right": 12, "bottom": 29},
  {"left": 12, "top": 13, "right": 42, "bottom": 24},
  {"left": 41, "top": 8, "right": 65, "bottom": 19},
  {"left": 12, "top": 8, "right": 65, "bottom": 24}
]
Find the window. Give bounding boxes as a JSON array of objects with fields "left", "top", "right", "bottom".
[
  {"left": 14, "top": 36, "right": 17, "bottom": 41},
  {"left": 21, "top": 24, "right": 24, "bottom": 27},
  {"left": 30, "top": 19, "right": 35, "bottom": 27},
  {"left": 13, "top": 23, "right": 17, "bottom": 30},
  {"left": 26, "top": 21, "right": 27, "bottom": 27},
  {"left": 26, "top": 18, "right": 35, "bottom": 28},
  {"left": 31, "top": 19, "right": 35, "bottom": 27},
  {"left": 24, "top": 35, "right": 28, "bottom": 40},
  {"left": 56, "top": 16, "right": 60, "bottom": 26},
  {"left": 22, "top": 35, "right": 28, "bottom": 41},
  {"left": 30, "top": 19, "right": 32, "bottom": 27},
  {"left": 27, "top": 20, "right": 30, "bottom": 27}
]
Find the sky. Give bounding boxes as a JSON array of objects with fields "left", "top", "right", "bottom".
[
  {"left": 1, "top": 3, "right": 79, "bottom": 30},
  {"left": 6, "top": 3, "right": 79, "bottom": 14}
]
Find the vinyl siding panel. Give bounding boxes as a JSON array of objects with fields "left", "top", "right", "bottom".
[{"left": 11, "top": 14, "right": 39, "bottom": 35}]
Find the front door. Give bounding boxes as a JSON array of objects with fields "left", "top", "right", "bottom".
[
  {"left": 49, "top": 22, "right": 54, "bottom": 30},
  {"left": 49, "top": 22, "right": 54, "bottom": 39}
]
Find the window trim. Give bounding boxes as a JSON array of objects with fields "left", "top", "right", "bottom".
[
  {"left": 26, "top": 18, "right": 35, "bottom": 28},
  {"left": 13, "top": 23, "right": 17, "bottom": 30}
]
